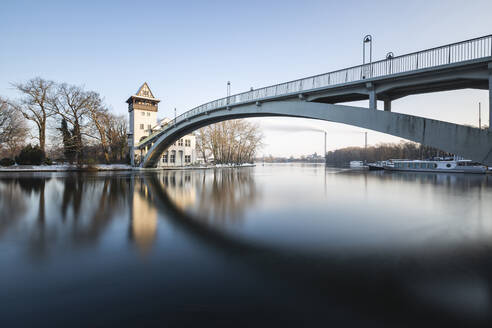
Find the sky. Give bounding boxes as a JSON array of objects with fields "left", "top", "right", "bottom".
[{"left": 1, "top": 0, "right": 491, "bottom": 157}]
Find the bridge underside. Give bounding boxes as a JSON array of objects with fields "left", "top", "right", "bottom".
[
  {"left": 140, "top": 100, "right": 492, "bottom": 168},
  {"left": 308, "top": 61, "right": 491, "bottom": 105}
]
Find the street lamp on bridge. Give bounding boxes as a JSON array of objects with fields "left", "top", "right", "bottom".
[
  {"left": 363, "top": 35, "right": 373, "bottom": 65},
  {"left": 226, "top": 81, "right": 231, "bottom": 105}
]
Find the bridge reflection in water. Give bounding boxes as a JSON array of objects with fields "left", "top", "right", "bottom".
[{"left": 1, "top": 168, "right": 492, "bottom": 326}]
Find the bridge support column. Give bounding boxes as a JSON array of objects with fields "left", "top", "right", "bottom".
[
  {"left": 489, "top": 70, "right": 492, "bottom": 130},
  {"left": 367, "top": 83, "right": 377, "bottom": 110},
  {"left": 384, "top": 100, "right": 391, "bottom": 112}
]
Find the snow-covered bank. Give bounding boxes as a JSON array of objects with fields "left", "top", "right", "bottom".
[
  {"left": 136, "top": 163, "right": 256, "bottom": 171},
  {"left": 0, "top": 163, "right": 256, "bottom": 172},
  {"left": 0, "top": 164, "right": 132, "bottom": 172}
]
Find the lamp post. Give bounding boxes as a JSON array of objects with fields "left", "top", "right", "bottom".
[
  {"left": 364, "top": 131, "right": 368, "bottom": 163},
  {"left": 226, "top": 81, "right": 231, "bottom": 105},
  {"left": 324, "top": 131, "right": 327, "bottom": 165},
  {"left": 479, "top": 102, "right": 482, "bottom": 129},
  {"left": 174, "top": 107, "right": 177, "bottom": 126},
  {"left": 386, "top": 52, "right": 394, "bottom": 75},
  {"left": 363, "top": 35, "right": 373, "bottom": 65},
  {"left": 362, "top": 35, "right": 373, "bottom": 79}
]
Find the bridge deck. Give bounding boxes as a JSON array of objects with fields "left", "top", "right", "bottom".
[{"left": 137, "top": 35, "right": 492, "bottom": 149}]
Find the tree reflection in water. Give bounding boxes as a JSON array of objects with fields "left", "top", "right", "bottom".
[
  {"left": 158, "top": 168, "right": 259, "bottom": 226},
  {"left": 0, "top": 175, "right": 29, "bottom": 236},
  {"left": 0, "top": 173, "right": 133, "bottom": 258}
]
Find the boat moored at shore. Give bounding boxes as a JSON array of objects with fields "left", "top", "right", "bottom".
[
  {"left": 349, "top": 161, "right": 368, "bottom": 170},
  {"left": 383, "top": 159, "right": 486, "bottom": 174}
]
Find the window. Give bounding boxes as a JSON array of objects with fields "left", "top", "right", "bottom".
[
  {"left": 178, "top": 139, "right": 183, "bottom": 146},
  {"left": 163, "top": 153, "right": 168, "bottom": 163},
  {"left": 141, "top": 111, "right": 145, "bottom": 116},
  {"left": 185, "top": 139, "right": 191, "bottom": 147},
  {"left": 185, "top": 155, "right": 191, "bottom": 163},
  {"left": 147, "top": 112, "right": 150, "bottom": 117},
  {"left": 170, "top": 153, "right": 175, "bottom": 163},
  {"left": 147, "top": 124, "right": 152, "bottom": 131},
  {"left": 139, "top": 124, "right": 144, "bottom": 130}
]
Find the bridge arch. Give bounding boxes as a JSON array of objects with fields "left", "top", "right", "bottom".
[{"left": 139, "top": 100, "right": 492, "bottom": 168}]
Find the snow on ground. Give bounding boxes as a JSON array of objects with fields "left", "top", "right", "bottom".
[
  {"left": 0, "top": 164, "right": 133, "bottom": 172},
  {"left": 0, "top": 163, "right": 255, "bottom": 172}
]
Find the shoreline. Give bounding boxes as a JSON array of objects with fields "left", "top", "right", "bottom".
[{"left": 0, "top": 163, "right": 256, "bottom": 173}]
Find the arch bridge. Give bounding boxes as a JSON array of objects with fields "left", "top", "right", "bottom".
[{"left": 135, "top": 35, "right": 492, "bottom": 168}]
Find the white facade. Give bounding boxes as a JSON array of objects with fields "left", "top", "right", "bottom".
[
  {"left": 128, "top": 83, "right": 196, "bottom": 167},
  {"left": 131, "top": 108, "right": 158, "bottom": 145},
  {"left": 154, "top": 118, "right": 196, "bottom": 167}
]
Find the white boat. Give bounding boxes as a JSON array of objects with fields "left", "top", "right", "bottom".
[
  {"left": 383, "top": 159, "right": 486, "bottom": 174},
  {"left": 367, "top": 161, "right": 387, "bottom": 170},
  {"left": 349, "top": 161, "right": 368, "bottom": 169}
]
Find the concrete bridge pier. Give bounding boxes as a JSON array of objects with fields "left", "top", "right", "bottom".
[
  {"left": 367, "top": 83, "right": 377, "bottom": 110},
  {"left": 383, "top": 99, "right": 391, "bottom": 112},
  {"left": 489, "top": 63, "right": 492, "bottom": 130}
]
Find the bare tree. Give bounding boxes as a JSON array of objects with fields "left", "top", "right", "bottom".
[
  {"left": 106, "top": 114, "right": 128, "bottom": 162},
  {"left": 196, "top": 119, "right": 262, "bottom": 164},
  {"left": 195, "top": 128, "right": 209, "bottom": 163},
  {"left": 49, "top": 83, "right": 92, "bottom": 162},
  {"left": 0, "top": 97, "right": 28, "bottom": 158},
  {"left": 11, "top": 78, "right": 55, "bottom": 152},
  {"left": 86, "top": 92, "right": 111, "bottom": 162}
]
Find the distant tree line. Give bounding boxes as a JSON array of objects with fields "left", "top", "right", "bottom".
[
  {"left": 325, "top": 141, "right": 453, "bottom": 166},
  {"left": 0, "top": 77, "right": 128, "bottom": 165},
  {"left": 196, "top": 119, "right": 262, "bottom": 164}
]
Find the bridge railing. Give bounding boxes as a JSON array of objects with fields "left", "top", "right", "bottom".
[{"left": 137, "top": 34, "right": 492, "bottom": 148}]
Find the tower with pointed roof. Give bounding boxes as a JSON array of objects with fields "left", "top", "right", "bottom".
[
  {"left": 127, "top": 82, "right": 160, "bottom": 165},
  {"left": 127, "top": 82, "right": 197, "bottom": 167}
]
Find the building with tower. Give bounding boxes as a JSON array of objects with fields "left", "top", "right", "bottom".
[{"left": 127, "top": 83, "right": 196, "bottom": 167}]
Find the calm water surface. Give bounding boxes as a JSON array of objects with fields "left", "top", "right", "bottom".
[{"left": 1, "top": 164, "right": 492, "bottom": 327}]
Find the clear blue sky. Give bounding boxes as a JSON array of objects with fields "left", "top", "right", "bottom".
[{"left": 1, "top": 0, "right": 491, "bottom": 156}]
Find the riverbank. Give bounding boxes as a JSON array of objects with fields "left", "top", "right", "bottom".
[
  {"left": 0, "top": 163, "right": 256, "bottom": 172},
  {"left": 134, "top": 163, "right": 256, "bottom": 171}
]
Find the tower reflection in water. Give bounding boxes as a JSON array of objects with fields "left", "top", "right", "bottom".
[
  {"left": 130, "top": 168, "right": 259, "bottom": 253},
  {"left": 130, "top": 180, "right": 157, "bottom": 254}
]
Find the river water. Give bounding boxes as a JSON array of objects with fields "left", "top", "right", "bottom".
[{"left": 1, "top": 164, "right": 492, "bottom": 327}]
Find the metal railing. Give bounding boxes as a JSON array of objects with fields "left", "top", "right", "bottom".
[{"left": 137, "top": 34, "right": 492, "bottom": 148}]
